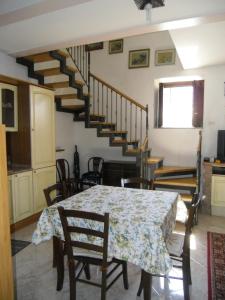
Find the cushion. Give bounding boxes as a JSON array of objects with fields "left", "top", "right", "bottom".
[{"left": 167, "top": 232, "right": 185, "bottom": 257}]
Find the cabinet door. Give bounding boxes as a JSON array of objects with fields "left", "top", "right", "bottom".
[
  {"left": 33, "top": 166, "right": 56, "bottom": 213},
  {"left": 30, "top": 85, "right": 55, "bottom": 169},
  {"left": 13, "top": 171, "right": 33, "bottom": 222},
  {"left": 211, "top": 175, "right": 225, "bottom": 207},
  {"left": 8, "top": 176, "right": 14, "bottom": 224},
  {"left": 0, "top": 83, "right": 18, "bottom": 131}
]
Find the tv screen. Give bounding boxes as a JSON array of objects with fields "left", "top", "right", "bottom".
[{"left": 217, "top": 130, "right": 225, "bottom": 162}]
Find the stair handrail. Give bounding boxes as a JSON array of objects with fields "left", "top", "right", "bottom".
[{"left": 90, "top": 72, "right": 147, "bottom": 111}]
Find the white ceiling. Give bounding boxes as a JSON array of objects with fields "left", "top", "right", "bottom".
[
  {"left": 0, "top": 0, "right": 225, "bottom": 71},
  {"left": 170, "top": 20, "right": 225, "bottom": 69}
]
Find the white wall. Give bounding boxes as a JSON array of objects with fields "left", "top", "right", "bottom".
[
  {"left": 0, "top": 50, "right": 34, "bottom": 81},
  {"left": 89, "top": 31, "right": 225, "bottom": 166}
]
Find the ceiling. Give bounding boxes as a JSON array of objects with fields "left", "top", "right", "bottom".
[{"left": 0, "top": 0, "right": 225, "bottom": 69}]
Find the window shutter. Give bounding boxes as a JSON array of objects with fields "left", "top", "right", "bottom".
[
  {"left": 158, "top": 83, "right": 164, "bottom": 128},
  {"left": 192, "top": 80, "right": 204, "bottom": 127}
]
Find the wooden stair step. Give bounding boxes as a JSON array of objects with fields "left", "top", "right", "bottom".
[
  {"left": 111, "top": 139, "right": 128, "bottom": 145},
  {"left": 56, "top": 93, "right": 78, "bottom": 100},
  {"left": 24, "top": 50, "right": 69, "bottom": 63},
  {"left": 46, "top": 80, "right": 84, "bottom": 89},
  {"left": 147, "top": 157, "right": 164, "bottom": 166},
  {"left": 36, "top": 66, "right": 77, "bottom": 76},
  {"left": 180, "top": 193, "right": 193, "bottom": 203},
  {"left": 90, "top": 122, "right": 115, "bottom": 126},
  {"left": 154, "top": 177, "right": 197, "bottom": 188},
  {"left": 61, "top": 104, "right": 85, "bottom": 111},
  {"left": 154, "top": 166, "right": 196, "bottom": 176},
  {"left": 125, "top": 148, "right": 141, "bottom": 154},
  {"left": 105, "top": 130, "right": 127, "bottom": 134}
]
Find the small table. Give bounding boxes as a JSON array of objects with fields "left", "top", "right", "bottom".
[{"left": 33, "top": 185, "right": 180, "bottom": 300}]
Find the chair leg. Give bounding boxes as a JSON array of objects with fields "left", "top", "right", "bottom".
[
  {"left": 182, "top": 259, "right": 190, "bottom": 300},
  {"left": 101, "top": 269, "right": 107, "bottom": 300},
  {"left": 84, "top": 263, "right": 91, "bottom": 280},
  {"left": 122, "top": 261, "right": 129, "bottom": 290},
  {"left": 55, "top": 238, "right": 64, "bottom": 291},
  {"left": 68, "top": 260, "right": 76, "bottom": 300},
  {"left": 137, "top": 270, "right": 144, "bottom": 296},
  {"left": 53, "top": 236, "right": 57, "bottom": 268},
  {"left": 143, "top": 270, "right": 152, "bottom": 300}
]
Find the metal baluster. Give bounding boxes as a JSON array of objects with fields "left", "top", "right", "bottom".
[
  {"left": 80, "top": 46, "right": 82, "bottom": 70},
  {"left": 125, "top": 100, "right": 127, "bottom": 132},
  {"left": 130, "top": 103, "right": 132, "bottom": 142},
  {"left": 146, "top": 105, "right": 149, "bottom": 145},
  {"left": 106, "top": 88, "right": 109, "bottom": 122},
  {"left": 102, "top": 84, "right": 104, "bottom": 116},
  {"left": 140, "top": 109, "right": 143, "bottom": 145},
  {"left": 116, "top": 94, "right": 118, "bottom": 130},
  {"left": 82, "top": 46, "right": 84, "bottom": 79},
  {"left": 111, "top": 90, "right": 113, "bottom": 123},
  {"left": 120, "top": 96, "right": 122, "bottom": 131},
  {"left": 98, "top": 81, "right": 100, "bottom": 116},
  {"left": 135, "top": 106, "right": 137, "bottom": 141},
  {"left": 93, "top": 78, "right": 95, "bottom": 114}
]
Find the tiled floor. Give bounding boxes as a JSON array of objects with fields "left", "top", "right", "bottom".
[{"left": 13, "top": 213, "right": 225, "bottom": 300}]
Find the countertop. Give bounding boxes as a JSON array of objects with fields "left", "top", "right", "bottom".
[{"left": 7, "top": 165, "right": 32, "bottom": 176}]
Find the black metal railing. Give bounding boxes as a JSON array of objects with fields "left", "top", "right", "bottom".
[
  {"left": 67, "top": 45, "right": 90, "bottom": 86},
  {"left": 66, "top": 45, "right": 149, "bottom": 146}
]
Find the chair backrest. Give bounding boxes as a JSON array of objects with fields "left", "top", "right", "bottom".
[
  {"left": 183, "top": 193, "right": 201, "bottom": 254},
  {"left": 88, "top": 157, "right": 104, "bottom": 174},
  {"left": 44, "top": 183, "right": 67, "bottom": 207},
  {"left": 196, "top": 130, "right": 202, "bottom": 194},
  {"left": 58, "top": 207, "right": 109, "bottom": 267},
  {"left": 56, "top": 159, "right": 71, "bottom": 183},
  {"left": 121, "top": 177, "right": 152, "bottom": 189}
]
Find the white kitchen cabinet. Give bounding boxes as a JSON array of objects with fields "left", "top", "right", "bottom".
[
  {"left": 12, "top": 171, "right": 33, "bottom": 223},
  {"left": 0, "top": 83, "right": 18, "bottom": 131},
  {"left": 33, "top": 166, "right": 56, "bottom": 213},
  {"left": 30, "top": 85, "right": 55, "bottom": 169},
  {"left": 211, "top": 174, "right": 225, "bottom": 216}
]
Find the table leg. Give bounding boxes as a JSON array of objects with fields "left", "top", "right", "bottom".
[
  {"left": 143, "top": 270, "right": 152, "bottom": 300},
  {"left": 54, "top": 237, "right": 64, "bottom": 291}
]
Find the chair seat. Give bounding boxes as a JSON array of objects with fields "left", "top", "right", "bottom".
[
  {"left": 167, "top": 230, "right": 185, "bottom": 257},
  {"left": 73, "top": 248, "right": 112, "bottom": 262}
]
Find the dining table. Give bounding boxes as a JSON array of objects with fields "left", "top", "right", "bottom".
[{"left": 32, "top": 184, "right": 184, "bottom": 300}]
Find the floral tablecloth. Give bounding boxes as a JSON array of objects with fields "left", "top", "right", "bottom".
[{"left": 32, "top": 185, "right": 180, "bottom": 275}]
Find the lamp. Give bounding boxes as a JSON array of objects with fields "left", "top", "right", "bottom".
[{"left": 133, "top": 0, "right": 165, "bottom": 10}]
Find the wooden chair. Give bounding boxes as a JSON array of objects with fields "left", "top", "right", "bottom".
[
  {"left": 58, "top": 207, "right": 129, "bottom": 300},
  {"left": 137, "top": 195, "right": 201, "bottom": 300},
  {"left": 81, "top": 157, "right": 104, "bottom": 185},
  {"left": 56, "top": 158, "right": 78, "bottom": 196},
  {"left": 121, "top": 177, "right": 152, "bottom": 190},
  {"left": 43, "top": 182, "right": 67, "bottom": 206}
]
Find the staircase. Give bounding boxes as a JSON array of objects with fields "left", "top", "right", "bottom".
[{"left": 17, "top": 46, "right": 149, "bottom": 158}]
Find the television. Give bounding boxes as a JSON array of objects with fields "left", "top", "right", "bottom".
[{"left": 217, "top": 130, "right": 225, "bottom": 162}]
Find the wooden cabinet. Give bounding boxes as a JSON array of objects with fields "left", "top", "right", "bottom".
[
  {"left": 103, "top": 160, "right": 139, "bottom": 187},
  {"left": 33, "top": 166, "right": 56, "bottom": 213},
  {"left": 0, "top": 83, "right": 18, "bottom": 131},
  {"left": 211, "top": 175, "right": 225, "bottom": 216},
  {"left": 30, "top": 85, "right": 55, "bottom": 169},
  {"left": 11, "top": 171, "right": 33, "bottom": 223}
]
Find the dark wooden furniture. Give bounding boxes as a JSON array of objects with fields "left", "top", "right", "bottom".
[
  {"left": 103, "top": 160, "right": 139, "bottom": 187},
  {"left": 81, "top": 156, "right": 104, "bottom": 184},
  {"left": 121, "top": 177, "right": 152, "bottom": 189},
  {"left": 43, "top": 183, "right": 67, "bottom": 207},
  {"left": 58, "top": 207, "right": 128, "bottom": 300},
  {"left": 137, "top": 195, "right": 201, "bottom": 300},
  {"left": 56, "top": 158, "right": 77, "bottom": 196}
]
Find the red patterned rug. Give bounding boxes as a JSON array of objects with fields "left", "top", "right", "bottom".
[{"left": 207, "top": 232, "right": 225, "bottom": 300}]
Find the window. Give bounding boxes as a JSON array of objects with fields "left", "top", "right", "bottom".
[{"left": 156, "top": 80, "right": 204, "bottom": 128}]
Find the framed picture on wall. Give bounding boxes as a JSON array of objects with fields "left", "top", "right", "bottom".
[
  {"left": 128, "top": 49, "right": 150, "bottom": 69},
  {"left": 109, "top": 39, "right": 123, "bottom": 54},
  {"left": 155, "top": 49, "right": 176, "bottom": 66},
  {"left": 85, "top": 42, "right": 104, "bottom": 52}
]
